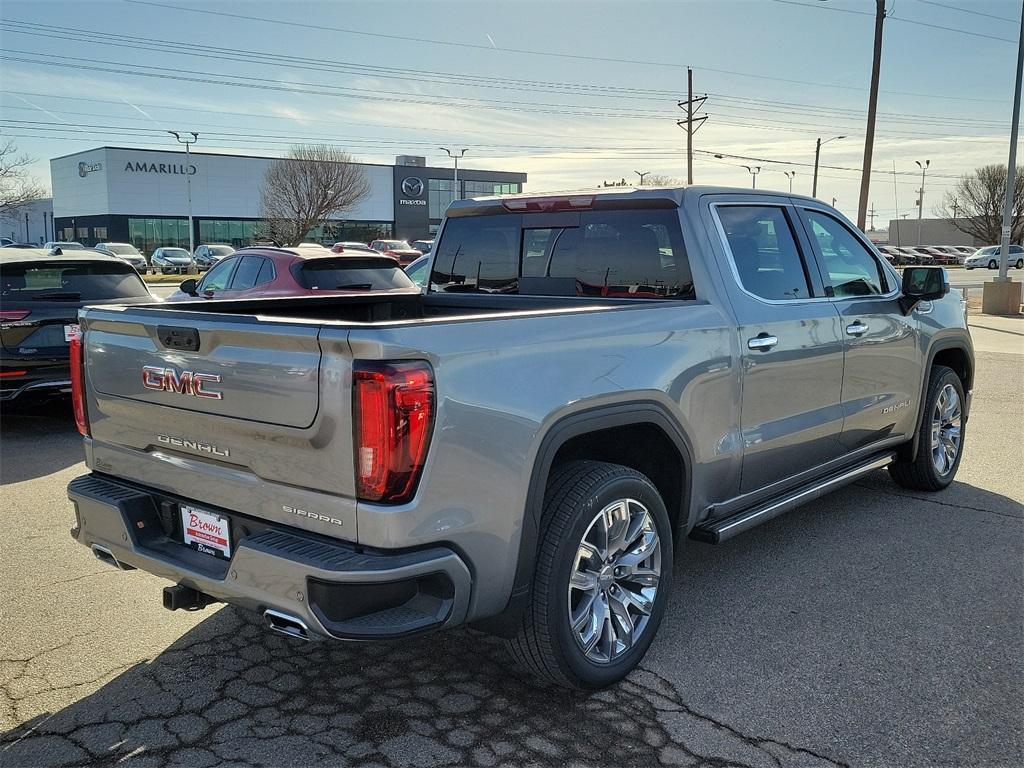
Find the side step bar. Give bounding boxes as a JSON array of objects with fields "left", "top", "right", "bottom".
[{"left": 691, "top": 453, "right": 895, "bottom": 544}]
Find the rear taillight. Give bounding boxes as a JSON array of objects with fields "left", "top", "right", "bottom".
[
  {"left": 502, "top": 195, "right": 593, "bottom": 212},
  {"left": 69, "top": 325, "right": 89, "bottom": 437},
  {"left": 0, "top": 309, "right": 30, "bottom": 322},
  {"left": 353, "top": 361, "right": 434, "bottom": 504}
]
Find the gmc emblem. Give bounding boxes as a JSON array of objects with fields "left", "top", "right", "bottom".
[{"left": 141, "top": 366, "right": 222, "bottom": 400}]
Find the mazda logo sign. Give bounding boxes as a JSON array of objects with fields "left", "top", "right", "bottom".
[{"left": 401, "top": 177, "right": 424, "bottom": 197}]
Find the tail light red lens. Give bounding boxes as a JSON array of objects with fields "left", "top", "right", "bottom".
[
  {"left": 0, "top": 309, "right": 30, "bottom": 321},
  {"left": 69, "top": 326, "right": 90, "bottom": 437},
  {"left": 353, "top": 361, "right": 434, "bottom": 504},
  {"left": 502, "top": 196, "right": 593, "bottom": 212}
]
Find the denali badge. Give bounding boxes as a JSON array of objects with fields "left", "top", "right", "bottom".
[
  {"left": 283, "top": 504, "right": 345, "bottom": 527},
  {"left": 156, "top": 434, "right": 230, "bottom": 457},
  {"left": 142, "top": 366, "right": 222, "bottom": 399},
  {"left": 882, "top": 399, "right": 912, "bottom": 415}
]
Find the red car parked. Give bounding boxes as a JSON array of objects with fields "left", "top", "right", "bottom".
[
  {"left": 368, "top": 239, "right": 423, "bottom": 266},
  {"left": 166, "top": 247, "right": 419, "bottom": 302}
]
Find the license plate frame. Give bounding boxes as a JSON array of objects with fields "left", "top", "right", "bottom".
[{"left": 180, "top": 504, "right": 232, "bottom": 560}]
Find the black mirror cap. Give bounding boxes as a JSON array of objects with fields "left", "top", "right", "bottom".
[
  {"left": 179, "top": 278, "right": 198, "bottom": 296},
  {"left": 899, "top": 266, "right": 949, "bottom": 314}
]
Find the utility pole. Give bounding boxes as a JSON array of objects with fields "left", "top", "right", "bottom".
[
  {"left": 168, "top": 131, "right": 198, "bottom": 267},
  {"left": 857, "top": 0, "right": 886, "bottom": 230},
  {"left": 832, "top": 197, "right": 838, "bottom": 209},
  {"left": 677, "top": 67, "right": 707, "bottom": 185},
  {"left": 869, "top": 203, "right": 876, "bottom": 231},
  {"left": 742, "top": 165, "right": 761, "bottom": 189},
  {"left": 951, "top": 199, "right": 960, "bottom": 219},
  {"left": 634, "top": 171, "right": 650, "bottom": 186},
  {"left": 784, "top": 171, "right": 796, "bottom": 193},
  {"left": 439, "top": 147, "right": 467, "bottom": 198},
  {"left": 997, "top": 0, "right": 1024, "bottom": 283},
  {"left": 915, "top": 159, "right": 929, "bottom": 246},
  {"left": 812, "top": 135, "right": 845, "bottom": 197}
]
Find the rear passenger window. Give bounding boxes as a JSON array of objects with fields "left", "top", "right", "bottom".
[
  {"left": 432, "top": 209, "right": 694, "bottom": 299},
  {"left": 717, "top": 206, "right": 812, "bottom": 301},
  {"left": 803, "top": 211, "right": 887, "bottom": 297},
  {"left": 255, "top": 258, "right": 275, "bottom": 287},
  {"left": 229, "top": 256, "right": 264, "bottom": 291}
]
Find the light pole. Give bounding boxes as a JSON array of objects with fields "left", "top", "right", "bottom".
[
  {"left": 439, "top": 147, "right": 467, "bottom": 199},
  {"left": 634, "top": 170, "right": 650, "bottom": 186},
  {"left": 168, "top": 131, "right": 198, "bottom": 266},
  {"left": 812, "top": 135, "right": 845, "bottom": 198},
  {"left": 741, "top": 165, "right": 761, "bottom": 189},
  {"left": 783, "top": 171, "right": 796, "bottom": 193},
  {"left": 915, "top": 159, "right": 929, "bottom": 246},
  {"left": 832, "top": 197, "right": 838, "bottom": 208}
]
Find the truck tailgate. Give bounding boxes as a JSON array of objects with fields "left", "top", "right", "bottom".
[{"left": 79, "top": 308, "right": 357, "bottom": 532}]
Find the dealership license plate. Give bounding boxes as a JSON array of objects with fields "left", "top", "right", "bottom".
[
  {"left": 64, "top": 324, "right": 79, "bottom": 343},
  {"left": 180, "top": 505, "right": 231, "bottom": 559}
]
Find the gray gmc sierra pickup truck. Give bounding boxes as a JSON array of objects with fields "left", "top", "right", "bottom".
[{"left": 67, "top": 186, "right": 972, "bottom": 689}]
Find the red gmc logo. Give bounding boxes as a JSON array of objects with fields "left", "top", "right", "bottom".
[{"left": 141, "top": 366, "right": 222, "bottom": 400}]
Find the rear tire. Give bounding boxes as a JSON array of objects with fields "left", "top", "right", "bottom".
[
  {"left": 889, "top": 365, "right": 965, "bottom": 491},
  {"left": 505, "top": 461, "right": 673, "bottom": 690},
  {"left": 1015, "top": 258, "right": 1023, "bottom": 270}
]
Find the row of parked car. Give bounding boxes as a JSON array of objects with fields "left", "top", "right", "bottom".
[
  {"left": 876, "top": 244, "right": 1024, "bottom": 269},
  {"left": 0, "top": 238, "right": 437, "bottom": 403},
  {"left": 12, "top": 237, "right": 437, "bottom": 275}
]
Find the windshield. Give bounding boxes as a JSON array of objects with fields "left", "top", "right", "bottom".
[
  {"left": 976, "top": 246, "right": 998, "bottom": 255},
  {"left": 162, "top": 249, "right": 191, "bottom": 258},
  {"left": 209, "top": 246, "right": 234, "bottom": 256},
  {"left": 380, "top": 240, "right": 412, "bottom": 250},
  {"left": 1, "top": 260, "right": 151, "bottom": 300},
  {"left": 297, "top": 258, "right": 416, "bottom": 291},
  {"left": 430, "top": 209, "right": 694, "bottom": 299},
  {"left": 105, "top": 244, "right": 141, "bottom": 255},
  {"left": 52, "top": 242, "right": 86, "bottom": 250}
]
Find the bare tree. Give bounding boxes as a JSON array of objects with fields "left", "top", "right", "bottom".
[
  {"left": 0, "top": 140, "right": 47, "bottom": 211},
  {"left": 641, "top": 174, "right": 682, "bottom": 187},
  {"left": 259, "top": 145, "right": 371, "bottom": 246},
  {"left": 936, "top": 164, "right": 1024, "bottom": 244}
]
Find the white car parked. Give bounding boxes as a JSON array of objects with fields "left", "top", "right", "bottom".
[{"left": 964, "top": 245, "right": 1024, "bottom": 270}]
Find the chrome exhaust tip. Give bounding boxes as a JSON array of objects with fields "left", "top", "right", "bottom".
[
  {"left": 91, "top": 543, "right": 130, "bottom": 570},
  {"left": 262, "top": 609, "right": 311, "bottom": 641}
]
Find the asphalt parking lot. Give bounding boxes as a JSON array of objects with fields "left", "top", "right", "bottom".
[{"left": 1, "top": 317, "right": 1021, "bottom": 768}]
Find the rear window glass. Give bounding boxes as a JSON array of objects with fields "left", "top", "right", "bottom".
[
  {"left": 431, "top": 209, "right": 695, "bottom": 299},
  {"left": 0, "top": 261, "right": 150, "bottom": 300},
  {"left": 297, "top": 258, "right": 416, "bottom": 291}
]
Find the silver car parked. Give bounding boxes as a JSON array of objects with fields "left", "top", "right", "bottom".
[{"left": 151, "top": 247, "right": 195, "bottom": 274}]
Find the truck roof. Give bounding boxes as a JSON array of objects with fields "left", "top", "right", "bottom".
[{"left": 446, "top": 185, "right": 820, "bottom": 216}]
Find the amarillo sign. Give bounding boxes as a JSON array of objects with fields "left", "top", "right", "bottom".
[{"left": 123, "top": 161, "right": 197, "bottom": 175}]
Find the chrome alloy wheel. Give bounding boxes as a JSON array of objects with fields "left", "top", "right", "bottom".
[
  {"left": 567, "top": 498, "right": 661, "bottom": 664},
  {"left": 931, "top": 383, "right": 962, "bottom": 476}
]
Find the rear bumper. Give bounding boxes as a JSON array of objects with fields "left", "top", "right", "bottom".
[
  {"left": 67, "top": 473, "right": 472, "bottom": 640},
  {"left": 0, "top": 374, "right": 71, "bottom": 401}
]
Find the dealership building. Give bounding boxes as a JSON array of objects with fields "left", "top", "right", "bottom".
[{"left": 50, "top": 147, "right": 526, "bottom": 252}]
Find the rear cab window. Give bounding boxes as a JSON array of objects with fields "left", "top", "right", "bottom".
[
  {"left": 430, "top": 207, "right": 695, "bottom": 299},
  {"left": 0, "top": 260, "right": 150, "bottom": 301}
]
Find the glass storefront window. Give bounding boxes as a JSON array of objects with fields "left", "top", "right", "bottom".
[
  {"left": 429, "top": 179, "right": 456, "bottom": 220},
  {"left": 93, "top": 227, "right": 108, "bottom": 240},
  {"left": 127, "top": 218, "right": 190, "bottom": 254}
]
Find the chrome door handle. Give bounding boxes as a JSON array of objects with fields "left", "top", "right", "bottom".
[
  {"left": 747, "top": 334, "right": 778, "bottom": 351},
  {"left": 846, "top": 321, "right": 870, "bottom": 336}
]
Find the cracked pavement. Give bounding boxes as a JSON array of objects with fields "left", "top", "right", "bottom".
[{"left": 1, "top": 344, "right": 1021, "bottom": 767}]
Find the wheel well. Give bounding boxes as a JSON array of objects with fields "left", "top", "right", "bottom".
[
  {"left": 933, "top": 347, "right": 972, "bottom": 391},
  {"left": 549, "top": 423, "right": 686, "bottom": 531}
]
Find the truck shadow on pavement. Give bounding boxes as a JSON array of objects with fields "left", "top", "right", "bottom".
[
  {"left": 0, "top": 607, "right": 847, "bottom": 768},
  {"left": 1, "top": 473, "right": 1020, "bottom": 768},
  {"left": 0, "top": 399, "right": 83, "bottom": 485}
]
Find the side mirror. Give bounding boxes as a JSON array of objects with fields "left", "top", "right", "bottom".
[
  {"left": 899, "top": 266, "right": 948, "bottom": 315},
  {"left": 179, "top": 278, "right": 198, "bottom": 296}
]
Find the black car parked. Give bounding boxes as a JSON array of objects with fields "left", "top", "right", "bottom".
[{"left": 0, "top": 249, "right": 153, "bottom": 402}]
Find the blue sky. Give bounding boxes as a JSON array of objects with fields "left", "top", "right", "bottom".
[{"left": 0, "top": 0, "right": 1020, "bottom": 225}]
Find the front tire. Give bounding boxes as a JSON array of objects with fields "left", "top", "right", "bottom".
[
  {"left": 889, "top": 365, "right": 965, "bottom": 491},
  {"left": 506, "top": 461, "right": 673, "bottom": 689},
  {"left": 988, "top": 259, "right": 998, "bottom": 269},
  {"left": 1016, "top": 258, "right": 1023, "bottom": 269}
]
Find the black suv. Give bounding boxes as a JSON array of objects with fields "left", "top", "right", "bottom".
[{"left": 0, "top": 248, "right": 153, "bottom": 402}]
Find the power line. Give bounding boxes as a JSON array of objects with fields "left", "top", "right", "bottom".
[
  {"left": 911, "top": 0, "right": 1018, "bottom": 24},
  {"left": 118, "top": 0, "right": 1008, "bottom": 102},
  {"left": 770, "top": 0, "right": 1017, "bottom": 42}
]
